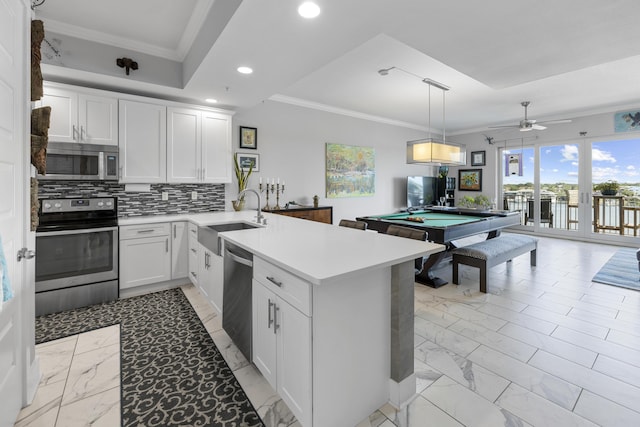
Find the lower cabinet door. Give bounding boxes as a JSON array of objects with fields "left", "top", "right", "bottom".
[
  {"left": 120, "top": 236, "right": 171, "bottom": 289},
  {"left": 277, "top": 298, "right": 312, "bottom": 427},
  {"left": 209, "top": 252, "right": 224, "bottom": 314},
  {"left": 252, "top": 280, "right": 277, "bottom": 388}
]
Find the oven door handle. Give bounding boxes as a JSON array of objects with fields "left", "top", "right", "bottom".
[{"left": 36, "top": 226, "right": 119, "bottom": 237}]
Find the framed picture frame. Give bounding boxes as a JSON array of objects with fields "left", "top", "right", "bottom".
[
  {"left": 471, "top": 150, "right": 486, "bottom": 166},
  {"left": 237, "top": 153, "right": 259, "bottom": 172},
  {"left": 458, "top": 169, "right": 482, "bottom": 191},
  {"left": 239, "top": 126, "right": 258, "bottom": 149}
]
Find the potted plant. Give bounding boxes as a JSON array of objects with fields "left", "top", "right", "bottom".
[
  {"left": 232, "top": 153, "right": 253, "bottom": 211},
  {"left": 594, "top": 180, "right": 619, "bottom": 196}
]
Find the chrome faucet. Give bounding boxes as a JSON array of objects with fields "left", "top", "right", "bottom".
[{"left": 238, "top": 188, "right": 265, "bottom": 224}]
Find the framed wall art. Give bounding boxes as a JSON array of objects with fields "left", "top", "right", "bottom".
[
  {"left": 237, "top": 153, "right": 259, "bottom": 172},
  {"left": 239, "top": 126, "right": 258, "bottom": 149},
  {"left": 325, "top": 143, "right": 375, "bottom": 198},
  {"left": 470, "top": 150, "right": 486, "bottom": 166},
  {"left": 458, "top": 169, "right": 482, "bottom": 191}
]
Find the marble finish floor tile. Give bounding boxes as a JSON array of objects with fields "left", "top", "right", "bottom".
[
  {"left": 496, "top": 383, "right": 597, "bottom": 427},
  {"left": 22, "top": 236, "right": 640, "bottom": 427}
]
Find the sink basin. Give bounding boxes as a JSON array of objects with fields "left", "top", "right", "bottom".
[{"left": 198, "top": 222, "right": 260, "bottom": 255}]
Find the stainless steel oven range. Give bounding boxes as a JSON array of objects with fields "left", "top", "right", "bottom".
[{"left": 35, "top": 197, "right": 119, "bottom": 316}]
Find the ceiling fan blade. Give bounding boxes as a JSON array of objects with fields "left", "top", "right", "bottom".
[
  {"left": 488, "top": 125, "right": 520, "bottom": 129},
  {"left": 531, "top": 124, "right": 547, "bottom": 130},
  {"left": 537, "top": 119, "right": 572, "bottom": 125}
]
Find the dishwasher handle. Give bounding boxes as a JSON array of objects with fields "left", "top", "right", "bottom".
[{"left": 225, "top": 247, "right": 253, "bottom": 267}]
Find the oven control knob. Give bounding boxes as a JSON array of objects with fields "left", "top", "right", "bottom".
[
  {"left": 54, "top": 202, "right": 61, "bottom": 208},
  {"left": 97, "top": 201, "right": 104, "bottom": 207},
  {"left": 43, "top": 202, "right": 51, "bottom": 209},
  {"left": 106, "top": 201, "right": 113, "bottom": 207}
]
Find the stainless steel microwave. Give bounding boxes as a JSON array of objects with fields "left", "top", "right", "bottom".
[{"left": 38, "top": 142, "right": 119, "bottom": 181}]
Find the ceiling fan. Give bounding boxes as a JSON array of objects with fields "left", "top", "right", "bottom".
[{"left": 490, "top": 101, "right": 572, "bottom": 132}]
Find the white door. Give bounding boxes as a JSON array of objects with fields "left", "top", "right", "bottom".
[
  {"left": 167, "top": 107, "right": 200, "bottom": 183},
  {"left": 252, "top": 280, "right": 277, "bottom": 388},
  {"left": 0, "top": 0, "right": 31, "bottom": 426},
  {"left": 202, "top": 111, "right": 232, "bottom": 183},
  {"left": 79, "top": 94, "right": 118, "bottom": 145},
  {"left": 171, "top": 222, "right": 188, "bottom": 279},
  {"left": 118, "top": 100, "right": 167, "bottom": 183},
  {"left": 41, "top": 86, "right": 77, "bottom": 142}
]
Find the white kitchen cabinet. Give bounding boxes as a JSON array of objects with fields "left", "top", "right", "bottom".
[
  {"left": 196, "top": 242, "right": 224, "bottom": 315},
  {"left": 119, "top": 223, "right": 171, "bottom": 289},
  {"left": 171, "top": 222, "right": 188, "bottom": 279},
  {"left": 187, "top": 223, "right": 199, "bottom": 286},
  {"left": 118, "top": 99, "right": 167, "bottom": 183},
  {"left": 167, "top": 107, "right": 232, "bottom": 184},
  {"left": 42, "top": 85, "right": 118, "bottom": 145},
  {"left": 252, "top": 259, "right": 312, "bottom": 427}
]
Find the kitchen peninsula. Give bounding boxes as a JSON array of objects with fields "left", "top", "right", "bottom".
[{"left": 119, "top": 210, "right": 444, "bottom": 427}]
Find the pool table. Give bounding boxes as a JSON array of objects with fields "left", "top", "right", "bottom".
[{"left": 357, "top": 207, "right": 521, "bottom": 287}]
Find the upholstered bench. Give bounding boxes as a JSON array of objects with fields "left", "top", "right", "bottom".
[{"left": 452, "top": 235, "right": 538, "bottom": 293}]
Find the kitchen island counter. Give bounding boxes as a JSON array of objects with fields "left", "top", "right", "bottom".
[
  {"left": 120, "top": 210, "right": 443, "bottom": 286},
  {"left": 120, "top": 210, "right": 444, "bottom": 426}
]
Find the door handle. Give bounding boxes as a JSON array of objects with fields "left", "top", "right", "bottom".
[
  {"left": 17, "top": 248, "right": 35, "bottom": 262},
  {"left": 268, "top": 299, "right": 274, "bottom": 329}
]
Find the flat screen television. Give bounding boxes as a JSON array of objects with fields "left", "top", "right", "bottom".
[{"left": 407, "top": 176, "right": 437, "bottom": 208}]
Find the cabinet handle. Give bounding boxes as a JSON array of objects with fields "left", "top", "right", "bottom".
[
  {"left": 191, "top": 272, "right": 197, "bottom": 279},
  {"left": 80, "top": 126, "right": 86, "bottom": 141},
  {"left": 118, "top": 166, "right": 123, "bottom": 179},
  {"left": 72, "top": 125, "right": 78, "bottom": 141},
  {"left": 274, "top": 305, "right": 280, "bottom": 333},
  {"left": 266, "top": 276, "right": 283, "bottom": 287},
  {"left": 174, "top": 224, "right": 176, "bottom": 238},
  {"left": 191, "top": 248, "right": 197, "bottom": 253},
  {"left": 190, "top": 228, "right": 196, "bottom": 235},
  {"left": 166, "top": 238, "right": 169, "bottom": 253},
  {"left": 268, "top": 299, "right": 274, "bottom": 329},
  {"left": 202, "top": 168, "right": 206, "bottom": 181},
  {"left": 137, "top": 229, "right": 155, "bottom": 233}
]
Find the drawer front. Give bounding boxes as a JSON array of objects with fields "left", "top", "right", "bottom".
[
  {"left": 254, "top": 257, "right": 311, "bottom": 316},
  {"left": 120, "top": 223, "right": 170, "bottom": 240}
]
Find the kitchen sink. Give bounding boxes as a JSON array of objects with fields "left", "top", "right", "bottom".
[{"left": 198, "top": 222, "right": 260, "bottom": 255}]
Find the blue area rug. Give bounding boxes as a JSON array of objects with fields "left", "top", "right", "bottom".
[{"left": 592, "top": 247, "right": 640, "bottom": 291}]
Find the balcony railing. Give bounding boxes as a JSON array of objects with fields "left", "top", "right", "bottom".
[{"left": 502, "top": 192, "right": 640, "bottom": 236}]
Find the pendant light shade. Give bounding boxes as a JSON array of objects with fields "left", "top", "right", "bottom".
[
  {"left": 407, "top": 138, "right": 466, "bottom": 165},
  {"left": 380, "top": 67, "right": 466, "bottom": 166}
]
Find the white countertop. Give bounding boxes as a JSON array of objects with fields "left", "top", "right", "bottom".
[{"left": 119, "top": 211, "right": 445, "bottom": 285}]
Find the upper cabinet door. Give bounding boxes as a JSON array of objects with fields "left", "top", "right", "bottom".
[
  {"left": 42, "top": 86, "right": 118, "bottom": 145},
  {"left": 41, "top": 87, "right": 77, "bottom": 143},
  {"left": 202, "top": 111, "right": 232, "bottom": 183},
  {"left": 119, "top": 100, "right": 167, "bottom": 183},
  {"left": 78, "top": 94, "right": 118, "bottom": 145},
  {"left": 167, "top": 107, "right": 201, "bottom": 183}
]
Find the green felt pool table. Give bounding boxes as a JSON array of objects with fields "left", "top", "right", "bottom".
[{"left": 356, "top": 208, "right": 521, "bottom": 287}]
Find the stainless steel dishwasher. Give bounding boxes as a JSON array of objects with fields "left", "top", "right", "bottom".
[{"left": 222, "top": 241, "right": 253, "bottom": 361}]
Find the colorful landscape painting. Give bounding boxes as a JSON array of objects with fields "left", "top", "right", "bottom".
[{"left": 326, "top": 143, "right": 375, "bottom": 198}]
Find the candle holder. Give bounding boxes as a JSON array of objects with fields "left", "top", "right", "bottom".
[
  {"left": 275, "top": 183, "right": 285, "bottom": 210},
  {"left": 259, "top": 182, "right": 272, "bottom": 211}
]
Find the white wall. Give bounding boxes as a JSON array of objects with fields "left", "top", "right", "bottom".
[
  {"left": 230, "top": 102, "right": 640, "bottom": 222},
  {"left": 229, "top": 100, "right": 440, "bottom": 222}
]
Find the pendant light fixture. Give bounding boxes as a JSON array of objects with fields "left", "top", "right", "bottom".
[{"left": 379, "top": 66, "right": 466, "bottom": 166}]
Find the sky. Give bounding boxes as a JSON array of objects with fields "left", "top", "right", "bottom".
[{"left": 503, "top": 137, "right": 640, "bottom": 185}]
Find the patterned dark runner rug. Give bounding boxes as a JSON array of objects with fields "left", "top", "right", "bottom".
[{"left": 35, "top": 288, "right": 265, "bottom": 427}]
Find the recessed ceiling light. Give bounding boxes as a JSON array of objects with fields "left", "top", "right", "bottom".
[
  {"left": 205, "top": 98, "right": 218, "bottom": 103},
  {"left": 298, "top": 2, "right": 320, "bottom": 18},
  {"left": 237, "top": 66, "right": 253, "bottom": 74}
]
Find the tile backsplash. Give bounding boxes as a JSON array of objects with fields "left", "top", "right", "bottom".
[{"left": 38, "top": 181, "right": 226, "bottom": 217}]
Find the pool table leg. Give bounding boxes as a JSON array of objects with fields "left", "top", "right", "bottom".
[{"left": 415, "top": 251, "right": 448, "bottom": 288}]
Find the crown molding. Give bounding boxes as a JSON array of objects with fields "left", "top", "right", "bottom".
[
  {"left": 269, "top": 94, "right": 427, "bottom": 132},
  {"left": 176, "top": 0, "right": 212, "bottom": 60},
  {"left": 42, "top": 18, "right": 182, "bottom": 61}
]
